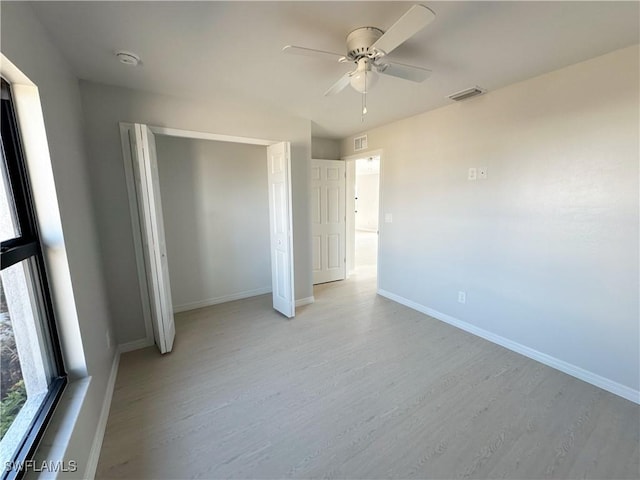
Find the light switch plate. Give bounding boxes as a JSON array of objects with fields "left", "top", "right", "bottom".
[
  {"left": 468, "top": 168, "right": 477, "bottom": 181},
  {"left": 384, "top": 213, "right": 393, "bottom": 223}
]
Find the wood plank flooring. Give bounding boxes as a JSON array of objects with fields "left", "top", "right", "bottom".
[{"left": 96, "top": 267, "right": 639, "bottom": 479}]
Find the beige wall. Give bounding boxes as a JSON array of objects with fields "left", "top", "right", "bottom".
[
  {"left": 312, "top": 137, "right": 341, "bottom": 160},
  {"left": 341, "top": 45, "right": 640, "bottom": 395},
  {"left": 156, "top": 136, "right": 271, "bottom": 311}
]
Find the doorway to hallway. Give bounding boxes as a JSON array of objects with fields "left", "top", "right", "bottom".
[
  {"left": 352, "top": 155, "right": 380, "bottom": 282},
  {"left": 312, "top": 152, "right": 381, "bottom": 305},
  {"left": 354, "top": 230, "right": 378, "bottom": 277}
]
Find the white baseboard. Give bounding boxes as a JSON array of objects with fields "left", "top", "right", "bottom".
[
  {"left": 377, "top": 289, "right": 640, "bottom": 404},
  {"left": 118, "top": 337, "right": 154, "bottom": 353},
  {"left": 296, "top": 296, "right": 315, "bottom": 307},
  {"left": 173, "top": 287, "right": 272, "bottom": 313},
  {"left": 84, "top": 351, "right": 120, "bottom": 479}
]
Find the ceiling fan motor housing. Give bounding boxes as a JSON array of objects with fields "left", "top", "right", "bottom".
[{"left": 346, "top": 27, "right": 384, "bottom": 60}]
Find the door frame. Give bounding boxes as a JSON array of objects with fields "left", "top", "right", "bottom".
[
  {"left": 119, "top": 123, "right": 292, "bottom": 349},
  {"left": 342, "top": 149, "right": 384, "bottom": 289}
]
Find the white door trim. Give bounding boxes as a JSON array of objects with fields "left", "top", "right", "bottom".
[
  {"left": 120, "top": 123, "right": 155, "bottom": 346},
  {"left": 149, "top": 126, "right": 278, "bottom": 147},
  {"left": 342, "top": 149, "right": 384, "bottom": 290}
]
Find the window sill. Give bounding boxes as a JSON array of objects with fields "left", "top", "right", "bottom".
[{"left": 24, "top": 378, "right": 91, "bottom": 480}]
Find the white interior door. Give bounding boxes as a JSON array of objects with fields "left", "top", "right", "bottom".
[
  {"left": 311, "top": 159, "right": 346, "bottom": 284},
  {"left": 133, "top": 124, "right": 176, "bottom": 353},
  {"left": 267, "top": 142, "right": 295, "bottom": 318}
]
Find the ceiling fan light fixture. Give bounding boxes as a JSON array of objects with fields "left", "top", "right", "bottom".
[
  {"left": 350, "top": 69, "right": 378, "bottom": 93},
  {"left": 350, "top": 58, "right": 378, "bottom": 93},
  {"left": 283, "top": 4, "right": 436, "bottom": 118}
]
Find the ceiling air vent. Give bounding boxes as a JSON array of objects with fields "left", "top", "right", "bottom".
[
  {"left": 354, "top": 134, "right": 368, "bottom": 152},
  {"left": 448, "top": 86, "right": 486, "bottom": 102}
]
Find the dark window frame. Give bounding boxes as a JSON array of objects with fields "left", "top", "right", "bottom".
[{"left": 1, "top": 78, "right": 67, "bottom": 480}]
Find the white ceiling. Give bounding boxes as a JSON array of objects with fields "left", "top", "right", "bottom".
[{"left": 30, "top": 1, "right": 639, "bottom": 139}]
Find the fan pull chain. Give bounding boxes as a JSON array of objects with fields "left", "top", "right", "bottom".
[{"left": 361, "top": 70, "right": 368, "bottom": 122}]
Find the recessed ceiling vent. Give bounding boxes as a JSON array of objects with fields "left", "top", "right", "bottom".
[
  {"left": 448, "top": 86, "right": 486, "bottom": 102},
  {"left": 354, "top": 134, "right": 368, "bottom": 152}
]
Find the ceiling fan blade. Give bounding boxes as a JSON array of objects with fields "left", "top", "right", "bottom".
[
  {"left": 376, "top": 61, "right": 431, "bottom": 82},
  {"left": 371, "top": 5, "right": 435, "bottom": 56},
  {"left": 282, "top": 45, "right": 345, "bottom": 63},
  {"left": 324, "top": 71, "right": 353, "bottom": 96}
]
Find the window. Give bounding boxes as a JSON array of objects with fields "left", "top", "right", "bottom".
[{"left": 0, "top": 78, "right": 66, "bottom": 479}]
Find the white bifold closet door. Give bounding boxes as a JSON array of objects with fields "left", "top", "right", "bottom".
[
  {"left": 267, "top": 142, "right": 295, "bottom": 318},
  {"left": 132, "top": 124, "right": 175, "bottom": 353},
  {"left": 124, "top": 127, "right": 295, "bottom": 352}
]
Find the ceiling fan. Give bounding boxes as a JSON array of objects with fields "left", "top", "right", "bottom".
[{"left": 283, "top": 4, "right": 435, "bottom": 118}]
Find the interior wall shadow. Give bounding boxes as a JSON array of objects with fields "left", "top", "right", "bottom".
[
  {"left": 155, "top": 136, "right": 271, "bottom": 313},
  {"left": 155, "top": 136, "right": 202, "bottom": 309}
]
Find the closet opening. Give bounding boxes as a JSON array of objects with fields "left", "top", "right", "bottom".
[{"left": 120, "top": 124, "right": 294, "bottom": 354}]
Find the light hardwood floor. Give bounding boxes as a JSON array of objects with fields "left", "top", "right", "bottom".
[
  {"left": 96, "top": 265, "right": 639, "bottom": 479},
  {"left": 355, "top": 230, "right": 378, "bottom": 268}
]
